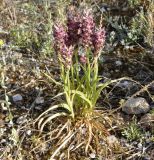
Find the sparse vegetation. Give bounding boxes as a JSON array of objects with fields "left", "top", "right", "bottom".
[
  {"left": 0, "top": 0, "right": 154, "bottom": 159},
  {"left": 122, "top": 117, "right": 142, "bottom": 141}
]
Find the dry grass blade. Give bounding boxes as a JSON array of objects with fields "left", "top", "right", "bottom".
[
  {"left": 92, "top": 120, "right": 110, "bottom": 137},
  {"left": 43, "top": 72, "right": 62, "bottom": 86},
  {"left": 72, "top": 142, "right": 84, "bottom": 151},
  {"left": 49, "top": 131, "right": 76, "bottom": 160},
  {"left": 50, "top": 121, "right": 69, "bottom": 141},
  {"left": 34, "top": 104, "right": 64, "bottom": 124},
  {"left": 51, "top": 92, "right": 65, "bottom": 100},
  {"left": 30, "top": 125, "right": 63, "bottom": 153},
  {"left": 85, "top": 120, "right": 93, "bottom": 154},
  {"left": 38, "top": 114, "right": 52, "bottom": 130},
  {"left": 40, "top": 112, "right": 68, "bottom": 132}
]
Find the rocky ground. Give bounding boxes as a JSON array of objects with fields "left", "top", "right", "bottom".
[{"left": 0, "top": 0, "right": 154, "bottom": 160}]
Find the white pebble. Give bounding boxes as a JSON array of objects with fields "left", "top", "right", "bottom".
[
  {"left": 115, "top": 60, "right": 122, "bottom": 66},
  {"left": 26, "top": 130, "right": 32, "bottom": 136},
  {"left": 35, "top": 97, "right": 44, "bottom": 104},
  {"left": 89, "top": 153, "right": 96, "bottom": 158}
]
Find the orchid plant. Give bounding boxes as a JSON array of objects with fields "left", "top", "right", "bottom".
[{"left": 37, "top": 8, "right": 110, "bottom": 131}]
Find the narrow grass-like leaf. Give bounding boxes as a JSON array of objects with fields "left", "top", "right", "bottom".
[
  {"left": 92, "top": 80, "right": 111, "bottom": 106},
  {"left": 71, "top": 90, "right": 92, "bottom": 108},
  {"left": 61, "top": 103, "right": 72, "bottom": 113},
  {"left": 43, "top": 72, "right": 62, "bottom": 86},
  {"left": 35, "top": 104, "right": 62, "bottom": 123},
  {"left": 51, "top": 92, "right": 65, "bottom": 100}
]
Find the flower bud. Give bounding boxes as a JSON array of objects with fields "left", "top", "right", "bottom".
[
  {"left": 53, "top": 23, "right": 68, "bottom": 52},
  {"left": 61, "top": 45, "right": 73, "bottom": 67},
  {"left": 92, "top": 27, "right": 106, "bottom": 56},
  {"left": 80, "top": 55, "right": 87, "bottom": 64},
  {"left": 67, "top": 13, "right": 80, "bottom": 46},
  {"left": 80, "top": 9, "right": 95, "bottom": 47}
]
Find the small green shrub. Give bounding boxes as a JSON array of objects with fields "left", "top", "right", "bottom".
[{"left": 122, "top": 118, "right": 142, "bottom": 141}]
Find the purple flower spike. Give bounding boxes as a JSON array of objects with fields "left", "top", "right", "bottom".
[
  {"left": 67, "top": 14, "right": 80, "bottom": 46},
  {"left": 80, "top": 9, "right": 95, "bottom": 47},
  {"left": 53, "top": 23, "right": 68, "bottom": 52},
  {"left": 53, "top": 23, "right": 74, "bottom": 67},
  {"left": 92, "top": 27, "right": 106, "bottom": 56}
]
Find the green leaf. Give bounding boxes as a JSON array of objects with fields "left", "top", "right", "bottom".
[
  {"left": 0, "top": 39, "right": 4, "bottom": 47},
  {"left": 43, "top": 72, "right": 62, "bottom": 86},
  {"left": 61, "top": 103, "right": 72, "bottom": 113},
  {"left": 71, "top": 90, "right": 92, "bottom": 108},
  {"left": 51, "top": 92, "right": 65, "bottom": 100},
  {"left": 92, "top": 81, "right": 111, "bottom": 106}
]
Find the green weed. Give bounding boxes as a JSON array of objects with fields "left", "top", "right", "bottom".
[{"left": 122, "top": 117, "right": 142, "bottom": 141}]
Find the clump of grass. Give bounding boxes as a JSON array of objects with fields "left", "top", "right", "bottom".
[{"left": 122, "top": 117, "right": 142, "bottom": 142}]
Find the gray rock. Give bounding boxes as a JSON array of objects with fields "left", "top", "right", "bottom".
[
  {"left": 35, "top": 97, "right": 44, "bottom": 104},
  {"left": 117, "top": 80, "right": 134, "bottom": 89},
  {"left": 139, "top": 113, "right": 154, "bottom": 129},
  {"left": 122, "top": 97, "right": 150, "bottom": 114},
  {"left": 16, "top": 116, "right": 27, "bottom": 124},
  {"left": 137, "top": 143, "right": 142, "bottom": 150},
  {"left": 115, "top": 60, "right": 122, "bottom": 66},
  {"left": 106, "top": 135, "right": 119, "bottom": 147},
  {"left": 35, "top": 106, "right": 42, "bottom": 110},
  {"left": 12, "top": 94, "right": 23, "bottom": 102}
]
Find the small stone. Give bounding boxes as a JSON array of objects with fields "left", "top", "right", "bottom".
[
  {"left": 16, "top": 116, "right": 27, "bottom": 124},
  {"left": 122, "top": 97, "right": 150, "bottom": 114},
  {"left": 35, "top": 97, "right": 44, "bottom": 104},
  {"left": 137, "top": 143, "right": 142, "bottom": 150},
  {"left": 132, "top": 141, "right": 138, "bottom": 145},
  {"left": 117, "top": 81, "right": 134, "bottom": 89},
  {"left": 13, "top": 94, "right": 23, "bottom": 102},
  {"left": 1, "top": 139, "right": 6, "bottom": 143},
  {"left": 89, "top": 153, "right": 96, "bottom": 159},
  {"left": 21, "top": 106, "right": 26, "bottom": 109},
  {"left": 115, "top": 60, "right": 122, "bottom": 66},
  {"left": 35, "top": 106, "right": 42, "bottom": 110},
  {"left": 81, "top": 127, "right": 86, "bottom": 135},
  {"left": 26, "top": 130, "right": 32, "bottom": 136},
  {"left": 139, "top": 113, "right": 154, "bottom": 129},
  {"left": 8, "top": 120, "right": 13, "bottom": 127},
  {"left": 106, "top": 135, "right": 119, "bottom": 147},
  {"left": 143, "top": 157, "right": 151, "bottom": 160},
  {"left": 102, "top": 72, "right": 111, "bottom": 78}
]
